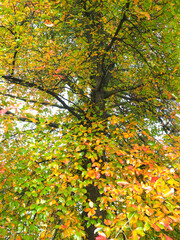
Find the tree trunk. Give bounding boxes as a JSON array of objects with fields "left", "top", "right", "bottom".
[{"left": 83, "top": 73, "right": 107, "bottom": 239}]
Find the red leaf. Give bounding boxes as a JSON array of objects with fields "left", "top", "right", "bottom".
[
  {"left": 144, "top": 146, "right": 149, "bottom": 152},
  {"left": 151, "top": 177, "right": 159, "bottom": 183},
  {"left": 128, "top": 165, "right": 134, "bottom": 170},
  {"left": 95, "top": 172, "right": 100, "bottom": 179},
  {"left": 59, "top": 75, "right": 65, "bottom": 79},
  {"left": 0, "top": 108, "right": 8, "bottom": 114},
  {"left": 168, "top": 93, "right": 172, "bottom": 99},
  {"left": 55, "top": 68, "right": 64, "bottom": 73},
  {"left": 117, "top": 150, "right": 123, "bottom": 156},
  {"left": 118, "top": 159, "right": 125, "bottom": 164},
  {"left": 95, "top": 235, "right": 107, "bottom": 240},
  {"left": 165, "top": 235, "right": 173, "bottom": 240},
  {"left": 61, "top": 224, "right": 67, "bottom": 229},
  {"left": 162, "top": 219, "right": 173, "bottom": 231}
]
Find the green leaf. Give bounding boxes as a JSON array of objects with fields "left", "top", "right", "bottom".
[
  {"left": 136, "top": 227, "right": 145, "bottom": 236},
  {"left": 144, "top": 222, "right": 151, "bottom": 231}
]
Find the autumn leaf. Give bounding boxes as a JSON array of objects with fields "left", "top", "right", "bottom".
[
  {"left": 44, "top": 20, "right": 53, "bottom": 27},
  {"left": 0, "top": 108, "right": 8, "bottom": 114},
  {"left": 104, "top": 219, "right": 111, "bottom": 225},
  {"left": 151, "top": 177, "right": 159, "bottom": 183},
  {"left": 95, "top": 234, "right": 107, "bottom": 240},
  {"left": 164, "top": 235, "right": 173, "bottom": 240}
]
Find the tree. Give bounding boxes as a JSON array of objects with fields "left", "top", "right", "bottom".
[{"left": 0, "top": 0, "right": 179, "bottom": 239}]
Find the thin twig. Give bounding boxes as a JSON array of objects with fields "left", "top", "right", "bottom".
[{"left": 115, "top": 212, "right": 136, "bottom": 239}]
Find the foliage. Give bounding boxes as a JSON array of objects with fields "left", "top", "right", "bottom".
[{"left": 0, "top": 0, "right": 179, "bottom": 239}]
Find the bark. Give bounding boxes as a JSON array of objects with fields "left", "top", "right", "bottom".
[{"left": 81, "top": 2, "right": 130, "bottom": 239}]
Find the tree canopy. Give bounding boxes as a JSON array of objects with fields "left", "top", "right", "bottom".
[{"left": 0, "top": 0, "right": 179, "bottom": 239}]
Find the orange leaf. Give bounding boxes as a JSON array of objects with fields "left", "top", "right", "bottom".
[
  {"left": 55, "top": 67, "right": 64, "bottom": 73},
  {"left": 104, "top": 219, "right": 111, "bottom": 225},
  {"left": 40, "top": 231, "right": 46, "bottom": 239},
  {"left": 153, "top": 224, "right": 160, "bottom": 232},
  {"left": 44, "top": 20, "right": 53, "bottom": 27}
]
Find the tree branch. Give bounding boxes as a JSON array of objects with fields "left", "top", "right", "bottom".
[
  {"left": 105, "top": 1, "right": 130, "bottom": 52},
  {"left": 0, "top": 92, "right": 64, "bottom": 109},
  {"left": 0, "top": 107, "right": 59, "bottom": 128},
  {"left": 0, "top": 25, "right": 14, "bottom": 35},
  {"left": 99, "top": 1, "right": 130, "bottom": 91},
  {"left": 2, "top": 75, "right": 82, "bottom": 120},
  {"left": 104, "top": 83, "right": 144, "bottom": 98},
  {"left": 121, "top": 39, "right": 151, "bottom": 68}
]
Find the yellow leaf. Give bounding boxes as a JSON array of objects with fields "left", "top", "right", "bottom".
[
  {"left": 49, "top": 199, "right": 57, "bottom": 206},
  {"left": 40, "top": 231, "right": 46, "bottom": 239},
  {"left": 163, "top": 188, "right": 174, "bottom": 197}
]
